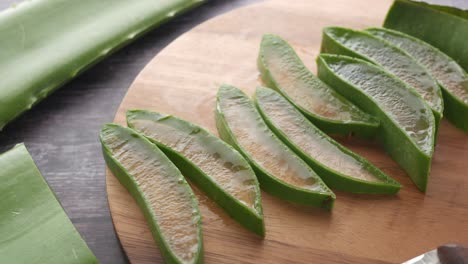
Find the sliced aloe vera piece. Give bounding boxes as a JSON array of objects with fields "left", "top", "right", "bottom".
[
  {"left": 258, "top": 34, "right": 379, "bottom": 138},
  {"left": 321, "top": 27, "right": 444, "bottom": 124},
  {"left": 254, "top": 86, "right": 401, "bottom": 194},
  {"left": 366, "top": 27, "right": 468, "bottom": 133},
  {"left": 0, "top": 0, "right": 204, "bottom": 130},
  {"left": 215, "top": 84, "right": 335, "bottom": 209},
  {"left": 100, "top": 124, "right": 203, "bottom": 264},
  {"left": 384, "top": 0, "right": 468, "bottom": 72},
  {"left": 126, "top": 110, "right": 265, "bottom": 237},
  {"left": 317, "top": 54, "right": 436, "bottom": 192},
  {"left": 0, "top": 144, "right": 98, "bottom": 263}
]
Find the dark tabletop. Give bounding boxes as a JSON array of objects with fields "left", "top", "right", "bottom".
[{"left": 0, "top": 1, "right": 258, "bottom": 263}]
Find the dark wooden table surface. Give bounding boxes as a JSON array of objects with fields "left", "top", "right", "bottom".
[{"left": 0, "top": 1, "right": 258, "bottom": 263}]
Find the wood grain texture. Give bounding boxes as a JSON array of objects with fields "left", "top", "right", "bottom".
[{"left": 106, "top": 0, "right": 468, "bottom": 263}]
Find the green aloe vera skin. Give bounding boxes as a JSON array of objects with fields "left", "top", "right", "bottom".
[
  {"left": 254, "top": 87, "right": 401, "bottom": 194},
  {"left": 0, "top": 144, "right": 98, "bottom": 264},
  {"left": 100, "top": 124, "right": 203, "bottom": 264},
  {"left": 0, "top": 0, "right": 204, "bottom": 131},
  {"left": 317, "top": 55, "right": 436, "bottom": 192},
  {"left": 126, "top": 110, "right": 265, "bottom": 237},
  {"left": 215, "top": 84, "right": 335, "bottom": 210},
  {"left": 258, "top": 34, "right": 379, "bottom": 138},
  {"left": 321, "top": 27, "right": 444, "bottom": 125},
  {"left": 366, "top": 27, "right": 468, "bottom": 133},
  {"left": 384, "top": 0, "right": 468, "bottom": 72}
]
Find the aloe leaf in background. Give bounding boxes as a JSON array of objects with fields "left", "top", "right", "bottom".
[
  {"left": 100, "top": 124, "right": 203, "bottom": 264},
  {"left": 384, "top": 0, "right": 468, "bottom": 72},
  {"left": 0, "top": 144, "right": 98, "bottom": 264},
  {"left": 366, "top": 27, "right": 468, "bottom": 133},
  {"left": 127, "top": 110, "right": 265, "bottom": 237},
  {"left": 0, "top": 0, "right": 204, "bottom": 131}
]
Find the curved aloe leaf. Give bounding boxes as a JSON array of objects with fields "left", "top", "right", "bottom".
[
  {"left": 126, "top": 110, "right": 265, "bottom": 237},
  {"left": 317, "top": 54, "right": 436, "bottom": 192},
  {"left": 0, "top": 144, "right": 98, "bottom": 263},
  {"left": 321, "top": 27, "right": 444, "bottom": 126},
  {"left": 384, "top": 0, "right": 468, "bottom": 72},
  {"left": 366, "top": 27, "right": 468, "bottom": 133},
  {"left": 0, "top": 0, "right": 204, "bottom": 130},
  {"left": 100, "top": 124, "right": 203, "bottom": 264},
  {"left": 254, "top": 86, "right": 401, "bottom": 194},
  {"left": 215, "top": 84, "right": 335, "bottom": 210},
  {"left": 258, "top": 34, "right": 379, "bottom": 138}
]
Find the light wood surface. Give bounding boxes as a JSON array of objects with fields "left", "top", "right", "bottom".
[{"left": 106, "top": 0, "right": 468, "bottom": 263}]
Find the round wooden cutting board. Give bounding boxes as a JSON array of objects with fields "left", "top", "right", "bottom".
[{"left": 106, "top": 0, "right": 468, "bottom": 263}]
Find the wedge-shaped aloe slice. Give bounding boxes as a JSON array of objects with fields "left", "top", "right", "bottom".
[
  {"left": 384, "top": 0, "right": 468, "bottom": 72},
  {"left": 126, "top": 110, "right": 265, "bottom": 237},
  {"left": 317, "top": 54, "right": 436, "bottom": 192},
  {"left": 100, "top": 124, "right": 203, "bottom": 264},
  {"left": 0, "top": 144, "right": 98, "bottom": 263},
  {"left": 321, "top": 27, "right": 444, "bottom": 124},
  {"left": 254, "top": 87, "right": 401, "bottom": 194},
  {"left": 215, "top": 84, "right": 335, "bottom": 209},
  {"left": 0, "top": 0, "right": 204, "bottom": 130},
  {"left": 366, "top": 27, "right": 468, "bottom": 133},
  {"left": 258, "top": 34, "right": 379, "bottom": 138}
]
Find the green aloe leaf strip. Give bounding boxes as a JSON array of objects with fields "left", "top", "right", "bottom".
[
  {"left": 0, "top": 0, "right": 204, "bottom": 130},
  {"left": 366, "top": 27, "right": 468, "bottom": 133},
  {"left": 317, "top": 54, "right": 436, "bottom": 192},
  {"left": 258, "top": 34, "right": 379, "bottom": 138},
  {"left": 321, "top": 26, "right": 444, "bottom": 125},
  {"left": 126, "top": 110, "right": 265, "bottom": 237},
  {"left": 254, "top": 86, "right": 401, "bottom": 194},
  {"left": 100, "top": 124, "right": 203, "bottom": 264},
  {"left": 0, "top": 144, "right": 98, "bottom": 264},
  {"left": 384, "top": 0, "right": 468, "bottom": 72},
  {"left": 215, "top": 84, "right": 335, "bottom": 210}
]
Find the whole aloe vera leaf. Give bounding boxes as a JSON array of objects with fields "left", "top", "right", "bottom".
[
  {"left": 0, "top": 0, "right": 204, "bottom": 131},
  {"left": 126, "top": 110, "right": 265, "bottom": 237},
  {"left": 0, "top": 144, "right": 98, "bottom": 263},
  {"left": 100, "top": 124, "right": 203, "bottom": 264}
]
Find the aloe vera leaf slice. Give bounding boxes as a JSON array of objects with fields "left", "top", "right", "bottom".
[
  {"left": 126, "top": 110, "right": 265, "bottom": 237},
  {"left": 215, "top": 84, "right": 335, "bottom": 209},
  {"left": 0, "top": 144, "right": 98, "bottom": 263},
  {"left": 0, "top": 0, "right": 204, "bottom": 131},
  {"left": 321, "top": 27, "right": 444, "bottom": 124},
  {"left": 254, "top": 86, "right": 401, "bottom": 194},
  {"left": 317, "top": 54, "right": 436, "bottom": 192},
  {"left": 258, "top": 34, "right": 379, "bottom": 138},
  {"left": 100, "top": 124, "right": 203, "bottom": 264},
  {"left": 384, "top": 0, "right": 468, "bottom": 72},
  {"left": 366, "top": 27, "right": 468, "bottom": 133}
]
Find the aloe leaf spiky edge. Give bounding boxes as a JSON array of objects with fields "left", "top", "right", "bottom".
[
  {"left": 257, "top": 34, "right": 379, "bottom": 138},
  {"left": 100, "top": 124, "right": 203, "bottom": 264},
  {"left": 126, "top": 110, "right": 265, "bottom": 237},
  {"left": 0, "top": 0, "right": 205, "bottom": 131},
  {"left": 215, "top": 84, "right": 336, "bottom": 210},
  {"left": 253, "top": 86, "right": 401, "bottom": 195},
  {"left": 317, "top": 54, "right": 435, "bottom": 192}
]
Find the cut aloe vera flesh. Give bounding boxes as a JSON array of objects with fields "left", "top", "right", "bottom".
[
  {"left": 215, "top": 84, "right": 335, "bottom": 209},
  {"left": 384, "top": 0, "right": 468, "bottom": 72},
  {"left": 0, "top": 144, "right": 98, "bottom": 264},
  {"left": 317, "top": 55, "right": 436, "bottom": 192},
  {"left": 126, "top": 110, "right": 264, "bottom": 236},
  {"left": 0, "top": 0, "right": 204, "bottom": 130},
  {"left": 366, "top": 27, "right": 468, "bottom": 133},
  {"left": 254, "top": 87, "right": 401, "bottom": 194},
  {"left": 321, "top": 27, "right": 444, "bottom": 123},
  {"left": 258, "top": 34, "right": 378, "bottom": 137},
  {"left": 100, "top": 124, "right": 202, "bottom": 264}
]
